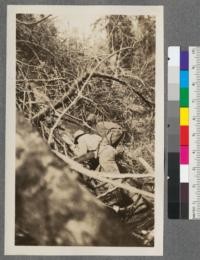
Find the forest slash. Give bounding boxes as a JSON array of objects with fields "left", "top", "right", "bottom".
[{"left": 15, "top": 13, "right": 156, "bottom": 246}]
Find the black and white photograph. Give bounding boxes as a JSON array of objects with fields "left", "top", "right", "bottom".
[{"left": 5, "top": 5, "right": 164, "bottom": 256}]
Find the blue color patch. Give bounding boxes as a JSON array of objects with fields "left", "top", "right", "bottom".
[{"left": 180, "top": 70, "right": 189, "bottom": 88}]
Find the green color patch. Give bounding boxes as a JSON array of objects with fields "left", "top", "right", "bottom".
[{"left": 180, "top": 88, "right": 189, "bottom": 107}]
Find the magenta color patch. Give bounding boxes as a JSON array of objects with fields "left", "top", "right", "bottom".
[{"left": 180, "top": 146, "right": 189, "bottom": 164}]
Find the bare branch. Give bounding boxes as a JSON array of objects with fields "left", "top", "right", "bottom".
[
  {"left": 16, "top": 78, "right": 68, "bottom": 82},
  {"left": 53, "top": 150, "right": 155, "bottom": 199},
  {"left": 47, "top": 46, "right": 144, "bottom": 142},
  {"left": 31, "top": 71, "right": 153, "bottom": 123},
  {"left": 17, "top": 40, "right": 55, "bottom": 58},
  {"left": 48, "top": 92, "right": 82, "bottom": 144},
  {"left": 16, "top": 15, "right": 52, "bottom": 27},
  {"left": 59, "top": 112, "right": 96, "bottom": 132},
  {"left": 138, "top": 157, "right": 154, "bottom": 175},
  {"left": 95, "top": 173, "right": 154, "bottom": 179},
  {"left": 97, "top": 187, "right": 118, "bottom": 198}
]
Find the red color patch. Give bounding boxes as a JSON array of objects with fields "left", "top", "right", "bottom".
[{"left": 180, "top": 126, "right": 189, "bottom": 146}]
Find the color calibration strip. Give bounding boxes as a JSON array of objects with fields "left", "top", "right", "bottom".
[
  {"left": 180, "top": 50, "right": 189, "bottom": 219},
  {"left": 168, "top": 46, "right": 200, "bottom": 219}
]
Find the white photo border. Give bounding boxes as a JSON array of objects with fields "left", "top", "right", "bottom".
[{"left": 5, "top": 5, "right": 164, "bottom": 256}]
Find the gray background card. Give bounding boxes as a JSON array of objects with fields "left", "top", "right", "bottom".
[{"left": 1, "top": 0, "right": 200, "bottom": 259}]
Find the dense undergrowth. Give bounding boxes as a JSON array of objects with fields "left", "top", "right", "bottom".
[{"left": 16, "top": 13, "right": 156, "bottom": 246}]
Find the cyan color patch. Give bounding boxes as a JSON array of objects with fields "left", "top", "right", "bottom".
[{"left": 180, "top": 70, "right": 189, "bottom": 88}]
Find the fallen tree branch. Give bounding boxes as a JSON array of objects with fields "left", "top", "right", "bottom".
[
  {"left": 31, "top": 71, "right": 153, "bottom": 123},
  {"left": 47, "top": 45, "right": 143, "bottom": 141},
  {"left": 81, "top": 94, "right": 109, "bottom": 116},
  {"left": 53, "top": 150, "right": 154, "bottom": 199},
  {"left": 92, "top": 73, "right": 153, "bottom": 107},
  {"left": 16, "top": 77, "right": 69, "bottom": 83},
  {"left": 120, "top": 69, "right": 147, "bottom": 88},
  {"left": 95, "top": 173, "right": 154, "bottom": 179},
  {"left": 47, "top": 61, "right": 104, "bottom": 142},
  {"left": 48, "top": 91, "right": 82, "bottom": 144},
  {"left": 146, "top": 147, "right": 154, "bottom": 159},
  {"left": 31, "top": 73, "right": 91, "bottom": 123},
  {"left": 17, "top": 72, "right": 154, "bottom": 107},
  {"left": 97, "top": 187, "right": 118, "bottom": 199},
  {"left": 17, "top": 15, "right": 52, "bottom": 27},
  {"left": 138, "top": 157, "right": 154, "bottom": 175},
  {"left": 58, "top": 112, "right": 96, "bottom": 132},
  {"left": 17, "top": 40, "right": 55, "bottom": 58},
  {"left": 31, "top": 42, "right": 154, "bottom": 123}
]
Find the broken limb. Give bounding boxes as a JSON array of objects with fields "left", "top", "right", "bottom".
[{"left": 53, "top": 150, "right": 154, "bottom": 199}]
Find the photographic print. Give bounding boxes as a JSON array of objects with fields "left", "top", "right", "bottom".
[{"left": 5, "top": 5, "right": 164, "bottom": 255}]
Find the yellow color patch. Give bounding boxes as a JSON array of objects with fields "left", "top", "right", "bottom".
[{"left": 180, "top": 108, "right": 189, "bottom": 125}]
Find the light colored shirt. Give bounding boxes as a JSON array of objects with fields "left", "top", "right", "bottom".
[{"left": 74, "top": 134, "right": 102, "bottom": 157}]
